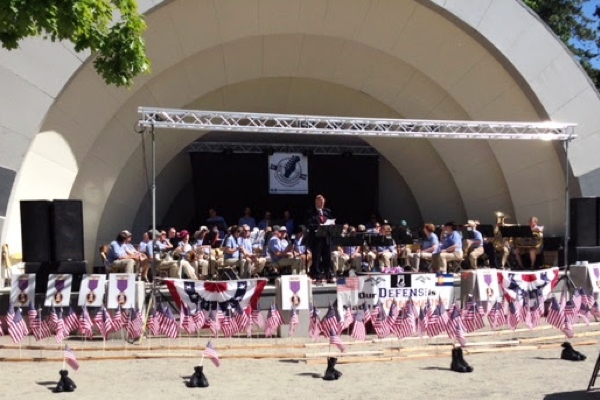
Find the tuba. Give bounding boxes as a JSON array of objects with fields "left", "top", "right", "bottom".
[{"left": 493, "top": 212, "right": 511, "bottom": 252}]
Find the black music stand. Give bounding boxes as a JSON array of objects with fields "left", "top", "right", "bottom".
[
  {"left": 499, "top": 225, "right": 533, "bottom": 239},
  {"left": 478, "top": 224, "right": 495, "bottom": 238},
  {"left": 392, "top": 227, "right": 413, "bottom": 245},
  {"left": 460, "top": 229, "right": 476, "bottom": 240}
]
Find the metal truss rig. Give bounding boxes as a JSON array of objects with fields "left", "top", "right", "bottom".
[
  {"left": 186, "top": 141, "right": 379, "bottom": 155},
  {"left": 138, "top": 107, "right": 577, "bottom": 141}
]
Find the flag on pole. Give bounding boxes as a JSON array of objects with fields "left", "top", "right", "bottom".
[
  {"left": 48, "top": 305, "right": 59, "bottom": 333},
  {"left": 6, "top": 305, "right": 27, "bottom": 344},
  {"left": 251, "top": 306, "right": 266, "bottom": 330},
  {"left": 289, "top": 306, "right": 299, "bottom": 337},
  {"left": 546, "top": 297, "right": 564, "bottom": 329},
  {"left": 64, "top": 345, "right": 80, "bottom": 371},
  {"left": 207, "top": 309, "right": 219, "bottom": 338},
  {"left": 192, "top": 306, "right": 206, "bottom": 334},
  {"left": 220, "top": 306, "right": 236, "bottom": 338},
  {"left": 448, "top": 305, "right": 467, "bottom": 346},
  {"left": 329, "top": 329, "right": 346, "bottom": 352},
  {"left": 31, "top": 309, "right": 51, "bottom": 341},
  {"left": 233, "top": 303, "right": 250, "bottom": 336},
  {"left": 94, "top": 307, "right": 114, "bottom": 339},
  {"left": 147, "top": 307, "right": 161, "bottom": 337},
  {"left": 309, "top": 304, "right": 322, "bottom": 341},
  {"left": 362, "top": 303, "right": 372, "bottom": 326},
  {"left": 55, "top": 308, "right": 66, "bottom": 343},
  {"left": 341, "top": 306, "right": 354, "bottom": 332},
  {"left": 508, "top": 301, "right": 521, "bottom": 331},
  {"left": 321, "top": 302, "right": 341, "bottom": 337},
  {"left": 417, "top": 308, "right": 427, "bottom": 338},
  {"left": 203, "top": 340, "right": 220, "bottom": 367},
  {"left": 373, "top": 303, "right": 390, "bottom": 339},
  {"left": 265, "top": 304, "right": 284, "bottom": 337},
  {"left": 351, "top": 310, "right": 366, "bottom": 341},
  {"left": 160, "top": 307, "right": 179, "bottom": 339},
  {"left": 112, "top": 306, "right": 124, "bottom": 332},
  {"left": 27, "top": 302, "right": 37, "bottom": 331},
  {"left": 181, "top": 306, "right": 197, "bottom": 335},
  {"left": 126, "top": 308, "right": 143, "bottom": 340},
  {"left": 64, "top": 307, "right": 79, "bottom": 335}
]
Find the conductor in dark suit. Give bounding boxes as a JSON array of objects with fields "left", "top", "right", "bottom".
[{"left": 306, "top": 194, "right": 334, "bottom": 284}]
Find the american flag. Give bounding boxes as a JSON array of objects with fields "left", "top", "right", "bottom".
[
  {"left": 336, "top": 276, "right": 360, "bottom": 292},
  {"left": 207, "top": 309, "right": 219, "bottom": 337},
  {"left": 351, "top": 310, "right": 366, "bottom": 341},
  {"left": 487, "top": 301, "right": 505, "bottom": 329},
  {"left": 54, "top": 308, "right": 66, "bottom": 343},
  {"left": 147, "top": 307, "right": 161, "bottom": 337},
  {"left": 233, "top": 304, "right": 250, "bottom": 336},
  {"left": 572, "top": 290, "right": 582, "bottom": 315},
  {"left": 462, "top": 303, "right": 476, "bottom": 333},
  {"left": 289, "top": 307, "right": 299, "bottom": 337},
  {"left": 546, "top": 297, "right": 564, "bottom": 329},
  {"left": 399, "top": 301, "right": 416, "bottom": 339},
  {"left": 363, "top": 303, "right": 372, "bottom": 326},
  {"left": 6, "top": 305, "right": 27, "bottom": 343},
  {"left": 265, "top": 304, "right": 284, "bottom": 337},
  {"left": 321, "top": 302, "right": 341, "bottom": 337},
  {"left": 192, "top": 307, "right": 206, "bottom": 333},
  {"left": 112, "top": 307, "right": 124, "bottom": 332},
  {"left": 64, "top": 307, "right": 79, "bottom": 335},
  {"left": 371, "top": 302, "right": 381, "bottom": 323},
  {"left": 373, "top": 304, "right": 390, "bottom": 339},
  {"left": 448, "top": 306, "right": 467, "bottom": 346},
  {"left": 564, "top": 300, "right": 576, "bottom": 326},
  {"left": 536, "top": 288, "right": 546, "bottom": 317},
  {"left": 160, "top": 307, "right": 179, "bottom": 339},
  {"left": 156, "top": 303, "right": 166, "bottom": 327},
  {"left": 523, "top": 296, "right": 533, "bottom": 330},
  {"left": 203, "top": 340, "right": 220, "bottom": 367},
  {"left": 386, "top": 301, "right": 399, "bottom": 330},
  {"left": 27, "top": 302, "right": 37, "bottom": 331},
  {"left": 341, "top": 306, "right": 354, "bottom": 332},
  {"left": 94, "top": 307, "right": 114, "bottom": 339},
  {"left": 126, "top": 308, "right": 143, "bottom": 340},
  {"left": 78, "top": 306, "right": 94, "bottom": 339},
  {"left": 579, "top": 302, "right": 591, "bottom": 325},
  {"left": 438, "top": 299, "right": 449, "bottom": 329},
  {"left": 180, "top": 306, "right": 197, "bottom": 335},
  {"left": 329, "top": 329, "right": 346, "bottom": 352},
  {"left": 48, "top": 306, "right": 59, "bottom": 333},
  {"left": 64, "top": 345, "right": 80, "bottom": 371},
  {"left": 32, "top": 312, "right": 51, "bottom": 341},
  {"left": 508, "top": 301, "right": 521, "bottom": 330},
  {"left": 251, "top": 306, "right": 266, "bottom": 330},
  {"left": 221, "top": 306, "right": 236, "bottom": 338},
  {"left": 309, "top": 304, "right": 322, "bottom": 341},
  {"left": 417, "top": 308, "right": 427, "bottom": 338},
  {"left": 426, "top": 306, "right": 443, "bottom": 338}
]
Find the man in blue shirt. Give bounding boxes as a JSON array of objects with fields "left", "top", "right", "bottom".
[
  {"left": 106, "top": 230, "right": 137, "bottom": 274},
  {"left": 410, "top": 223, "right": 439, "bottom": 271},
  {"left": 464, "top": 220, "right": 484, "bottom": 269},
  {"left": 268, "top": 226, "right": 300, "bottom": 274},
  {"left": 432, "top": 222, "right": 464, "bottom": 273},
  {"left": 223, "top": 226, "right": 244, "bottom": 277},
  {"left": 206, "top": 208, "right": 227, "bottom": 238},
  {"left": 367, "top": 224, "right": 397, "bottom": 271}
]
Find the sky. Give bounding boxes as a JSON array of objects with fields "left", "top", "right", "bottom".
[{"left": 582, "top": 0, "right": 600, "bottom": 67}]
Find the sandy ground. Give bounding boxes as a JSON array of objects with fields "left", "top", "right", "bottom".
[{"left": 2, "top": 335, "right": 600, "bottom": 400}]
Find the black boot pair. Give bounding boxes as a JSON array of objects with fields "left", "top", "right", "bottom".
[
  {"left": 561, "top": 342, "right": 587, "bottom": 361},
  {"left": 450, "top": 347, "right": 473, "bottom": 373},
  {"left": 187, "top": 366, "right": 209, "bottom": 388},
  {"left": 54, "top": 370, "right": 77, "bottom": 393},
  {"left": 322, "top": 357, "right": 343, "bottom": 381}
]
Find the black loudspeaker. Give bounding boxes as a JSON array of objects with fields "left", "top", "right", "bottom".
[
  {"left": 20, "top": 200, "right": 52, "bottom": 263},
  {"left": 51, "top": 200, "right": 84, "bottom": 261},
  {"left": 56, "top": 260, "right": 88, "bottom": 292},
  {"left": 570, "top": 197, "right": 598, "bottom": 247},
  {"left": 24, "top": 262, "right": 56, "bottom": 294}
]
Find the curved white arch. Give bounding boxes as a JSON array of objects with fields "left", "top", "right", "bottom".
[{"left": 0, "top": 0, "right": 596, "bottom": 264}]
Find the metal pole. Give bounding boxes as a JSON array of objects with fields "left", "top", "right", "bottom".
[
  {"left": 151, "top": 123, "right": 158, "bottom": 294},
  {"left": 564, "top": 137, "right": 571, "bottom": 270}
]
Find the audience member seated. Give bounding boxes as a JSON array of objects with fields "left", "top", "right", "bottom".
[
  {"left": 367, "top": 224, "right": 397, "bottom": 271},
  {"left": 283, "top": 210, "right": 295, "bottom": 234},
  {"left": 106, "top": 230, "right": 138, "bottom": 274},
  {"left": 124, "top": 231, "right": 148, "bottom": 279},
  {"left": 432, "top": 222, "right": 463, "bottom": 273},
  {"left": 268, "top": 226, "right": 300, "bottom": 274},
  {"left": 206, "top": 208, "right": 227, "bottom": 238},
  {"left": 167, "top": 227, "right": 179, "bottom": 248},
  {"left": 292, "top": 226, "right": 311, "bottom": 274},
  {"left": 239, "top": 224, "right": 266, "bottom": 277},
  {"left": 410, "top": 223, "right": 439, "bottom": 271},
  {"left": 222, "top": 225, "right": 244, "bottom": 278}
]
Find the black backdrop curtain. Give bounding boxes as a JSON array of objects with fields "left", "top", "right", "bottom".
[{"left": 189, "top": 152, "right": 378, "bottom": 231}]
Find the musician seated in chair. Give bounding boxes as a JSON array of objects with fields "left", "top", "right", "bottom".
[
  {"left": 410, "top": 223, "right": 439, "bottom": 271},
  {"left": 367, "top": 224, "right": 397, "bottom": 271},
  {"left": 239, "top": 224, "right": 266, "bottom": 278},
  {"left": 514, "top": 216, "right": 544, "bottom": 269},
  {"left": 431, "top": 222, "right": 463, "bottom": 273},
  {"left": 293, "top": 226, "right": 312, "bottom": 275},
  {"left": 268, "top": 226, "right": 301, "bottom": 274},
  {"left": 464, "top": 220, "right": 484, "bottom": 269},
  {"left": 222, "top": 225, "right": 245, "bottom": 277}
]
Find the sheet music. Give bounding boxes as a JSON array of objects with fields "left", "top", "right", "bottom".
[{"left": 323, "top": 218, "right": 336, "bottom": 226}]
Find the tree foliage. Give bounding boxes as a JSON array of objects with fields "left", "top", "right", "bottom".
[
  {"left": 0, "top": 0, "right": 150, "bottom": 87},
  {"left": 524, "top": 0, "right": 600, "bottom": 89}
]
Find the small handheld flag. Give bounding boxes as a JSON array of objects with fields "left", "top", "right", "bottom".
[
  {"left": 203, "top": 341, "right": 220, "bottom": 367},
  {"left": 329, "top": 329, "right": 346, "bottom": 353},
  {"left": 64, "top": 345, "right": 80, "bottom": 371}
]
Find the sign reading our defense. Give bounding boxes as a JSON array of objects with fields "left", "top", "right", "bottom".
[{"left": 336, "top": 274, "right": 453, "bottom": 315}]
